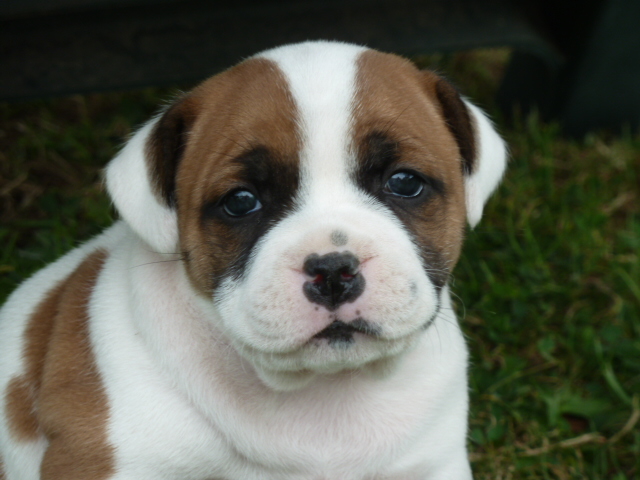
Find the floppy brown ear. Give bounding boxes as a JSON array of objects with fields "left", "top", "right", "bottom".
[
  {"left": 424, "top": 72, "right": 507, "bottom": 227},
  {"left": 145, "top": 96, "right": 200, "bottom": 208},
  {"left": 105, "top": 95, "right": 199, "bottom": 252}
]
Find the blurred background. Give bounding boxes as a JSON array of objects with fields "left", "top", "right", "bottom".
[{"left": 1, "top": 0, "right": 638, "bottom": 478}]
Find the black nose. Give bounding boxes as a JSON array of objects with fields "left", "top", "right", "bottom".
[{"left": 303, "top": 251, "right": 365, "bottom": 310}]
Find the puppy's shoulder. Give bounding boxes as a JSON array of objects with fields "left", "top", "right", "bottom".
[
  {"left": 0, "top": 222, "right": 127, "bottom": 327},
  {"left": 0, "top": 221, "right": 128, "bottom": 418},
  {"left": 0, "top": 223, "right": 131, "bottom": 477}
]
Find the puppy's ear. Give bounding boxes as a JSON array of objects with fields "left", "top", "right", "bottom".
[
  {"left": 105, "top": 96, "right": 198, "bottom": 252},
  {"left": 426, "top": 73, "right": 507, "bottom": 227}
]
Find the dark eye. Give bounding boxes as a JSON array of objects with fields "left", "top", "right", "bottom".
[
  {"left": 384, "top": 171, "right": 424, "bottom": 198},
  {"left": 222, "top": 189, "right": 262, "bottom": 217}
]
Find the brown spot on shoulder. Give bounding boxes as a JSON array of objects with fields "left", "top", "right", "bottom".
[
  {"left": 5, "top": 249, "right": 115, "bottom": 479},
  {"left": 5, "top": 277, "right": 65, "bottom": 441}
]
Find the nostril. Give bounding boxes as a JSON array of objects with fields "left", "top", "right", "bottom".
[
  {"left": 340, "top": 270, "right": 355, "bottom": 280},
  {"left": 312, "top": 273, "right": 324, "bottom": 284}
]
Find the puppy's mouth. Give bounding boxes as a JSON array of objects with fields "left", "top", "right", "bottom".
[{"left": 313, "top": 319, "right": 381, "bottom": 346}]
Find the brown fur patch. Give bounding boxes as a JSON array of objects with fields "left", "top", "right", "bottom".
[
  {"left": 429, "top": 73, "right": 476, "bottom": 175},
  {"left": 353, "top": 50, "right": 469, "bottom": 271},
  {"left": 148, "top": 57, "right": 302, "bottom": 294},
  {"left": 0, "top": 461, "right": 5, "bottom": 479},
  {"left": 5, "top": 250, "right": 115, "bottom": 479},
  {"left": 146, "top": 93, "right": 201, "bottom": 207}
]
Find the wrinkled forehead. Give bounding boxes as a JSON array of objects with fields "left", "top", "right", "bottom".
[
  {"left": 353, "top": 50, "right": 459, "bottom": 154},
  {"left": 186, "top": 57, "right": 301, "bottom": 160},
  {"left": 257, "top": 43, "right": 457, "bottom": 167},
  {"left": 257, "top": 42, "right": 366, "bottom": 196},
  {"left": 179, "top": 43, "right": 459, "bottom": 194}
]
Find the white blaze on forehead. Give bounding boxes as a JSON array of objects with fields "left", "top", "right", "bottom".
[{"left": 258, "top": 41, "right": 367, "bottom": 200}]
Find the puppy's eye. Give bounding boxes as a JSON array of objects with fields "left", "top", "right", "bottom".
[
  {"left": 223, "top": 189, "right": 262, "bottom": 216},
  {"left": 383, "top": 171, "right": 424, "bottom": 198}
]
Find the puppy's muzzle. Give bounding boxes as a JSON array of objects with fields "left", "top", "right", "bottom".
[{"left": 303, "top": 251, "right": 365, "bottom": 310}]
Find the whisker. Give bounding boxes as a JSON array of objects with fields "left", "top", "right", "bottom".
[{"left": 129, "top": 258, "right": 182, "bottom": 269}]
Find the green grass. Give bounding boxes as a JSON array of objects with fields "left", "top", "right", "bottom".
[
  {"left": 460, "top": 120, "right": 640, "bottom": 479},
  {"left": 1, "top": 50, "right": 639, "bottom": 479}
]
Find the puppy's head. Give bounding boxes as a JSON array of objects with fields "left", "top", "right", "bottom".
[{"left": 106, "top": 42, "right": 506, "bottom": 390}]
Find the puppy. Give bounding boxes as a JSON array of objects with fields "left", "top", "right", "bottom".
[{"left": 0, "top": 41, "right": 506, "bottom": 479}]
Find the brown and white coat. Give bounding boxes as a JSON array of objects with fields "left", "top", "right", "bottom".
[{"left": 0, "top": 41, "right": 506, "bottom": 479}]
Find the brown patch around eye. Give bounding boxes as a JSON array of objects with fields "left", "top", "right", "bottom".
[
  {"left": 352, "top": 50, "right": 468, "bottom": 270},
  {"left": 174, "top": 57, "right": 302, "bottom": 295},
  {"left": 5, "top": 249, "right": 115, "bottom": 479}
]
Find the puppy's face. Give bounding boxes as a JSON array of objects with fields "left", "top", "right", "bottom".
[{"left": 108, "top": 42, "right": 505, "bottom": 389}]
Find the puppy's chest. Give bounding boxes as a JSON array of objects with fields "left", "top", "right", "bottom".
[{"left": 107, "top": 361, "right": 428, "bottom": 478}]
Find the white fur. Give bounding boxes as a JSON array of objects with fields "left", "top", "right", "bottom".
[
  {"left": 463, "top": 101, "right": 507, "bottom": 227},
  {"left": 105, "top": 121, "right": 178, "bottom": 253},
  {"left": 0, "top": 41, "right": 507, "bottom": 479}
]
